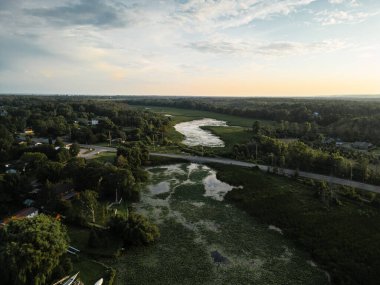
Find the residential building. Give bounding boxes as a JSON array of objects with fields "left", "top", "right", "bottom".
[{"left": 352, "top": 141, "right": 375, "bottom": 150}]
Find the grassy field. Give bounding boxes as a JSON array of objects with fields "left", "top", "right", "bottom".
[
  {"left": 202, "top": 126, "right": 253, "bottom": 150},
  {"left": 212, "top": 164, "right": 380, "bottom": 285},
  {"left": 91, "top": 151, "right": 116, "bottom": 163},
  {"left": 130, "top": 105, "right": 274, "bottom": 127}
]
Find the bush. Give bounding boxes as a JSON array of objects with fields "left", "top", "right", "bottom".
[
  {"left": 108, "top": 213, "right": 160, "bottom": 246},
  {"left": 105, "top": 268, "right": 116, "bottom": 285}
]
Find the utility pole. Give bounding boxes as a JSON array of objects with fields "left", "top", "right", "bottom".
[
  {"left": 108, "top": 131, "right": 112, "bottom": 147},
  {"left": 350, "top": 163, "right": 353, "bottom": 180}
]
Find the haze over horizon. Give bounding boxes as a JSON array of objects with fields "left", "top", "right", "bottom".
[{"left": 1, "top": 0, "right": 379, "bottom": 96}]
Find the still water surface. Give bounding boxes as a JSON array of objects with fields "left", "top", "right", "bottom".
[{"left": 174, "top": 118, "right": 227, "bottom": 147}]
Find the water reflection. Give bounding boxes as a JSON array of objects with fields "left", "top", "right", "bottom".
[
  {"left": 148, "top": 181, "right": 171, "bottom": 194},
  {"left": 202, "top": 170, "right": 235, "bottom": 201},
  {"left": 174, "top": 118, "right": 227, "bottom": 147}
]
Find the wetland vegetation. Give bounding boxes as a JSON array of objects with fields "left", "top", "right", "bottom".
[{"left": 111, "top": 163, "right": 328, "bottom": 285}]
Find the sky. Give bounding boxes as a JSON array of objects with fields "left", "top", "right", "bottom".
[{"left": 0, "top": 0, "right": 379, "bottom": 96}]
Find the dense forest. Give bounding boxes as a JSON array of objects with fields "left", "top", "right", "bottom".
[{"left": 125, "top": 97, "right": 380, "bottom": 144}]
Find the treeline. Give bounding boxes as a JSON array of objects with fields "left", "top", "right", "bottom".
[
  {"left": 125, "top": 97, "right": 380, "bottom": 144},
  {"left": 231, "top": 135, "right": 380, "bottom": 185}
]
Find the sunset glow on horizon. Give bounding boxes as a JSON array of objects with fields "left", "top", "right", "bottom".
[{"left": 1, "top": 0, "right": 379, "bottom": 96}]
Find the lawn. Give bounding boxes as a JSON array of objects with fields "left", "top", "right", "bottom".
[
  {"left": 66, "top": 225, "right": 121, "bottom": 283},
  {"left": 67, "top": 225, "right": 122, "bottom": 257},
  {"left": 91, "top": 151, "right": 116, "bottom": 163},
  {"left": 71, "top": 257, "right": 108, "bottom": 285}
]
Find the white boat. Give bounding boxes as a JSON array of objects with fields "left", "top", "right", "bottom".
[
  {"left": 62, "top": 272, "right": 79, "bottom": 285},
  {"left": 94, "top": 278, "right": 103, "bottom": 285}
]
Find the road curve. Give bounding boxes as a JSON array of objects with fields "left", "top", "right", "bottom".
[
  {"left": 150, "top": 153, "right": 380, "bottom": 194},
  {"left": 74, "top": 143, "right": 380, "bottom": 194}
]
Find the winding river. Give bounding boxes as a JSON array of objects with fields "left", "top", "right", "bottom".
[{"left": 174, "top": 118, "right": 227, "bottom": 147}]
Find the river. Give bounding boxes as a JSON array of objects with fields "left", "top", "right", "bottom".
[{"left": 174, "top": 118, "right": 227, "bottom": 147}]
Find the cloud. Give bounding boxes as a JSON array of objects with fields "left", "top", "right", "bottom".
[
  {"left": 315, "top": 10, "right": 378, "bottom": 25},
  {"left": 328, "top": 0, "right": 359, "bottom": 7},
  {"left": 0, "top": 35, "right": 54, "bottom": 70},
  {"left": 175, "top": 0, "right": 316, "bottom": 30},
  {"left": 26, "top": 0, "right": 133, "bottom": 28},
  {"left": 185, "top": 38, "right": 347, "bottom": 56}
]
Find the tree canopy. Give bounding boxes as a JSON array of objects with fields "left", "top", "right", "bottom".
[{"left": 0, "top": 215, "right": 69, "bottom": 285}]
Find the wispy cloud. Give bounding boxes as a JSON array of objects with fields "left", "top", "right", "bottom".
[
  {"left": 328, "top": 0, "right": 359, "bottom": 7},
  {"left": 176, "top": 0, "right": 316, "bottom": 30},
  {"left": 315, "top": 9, "right": 378, "bottom": 25},
  {"left": 186, "top": 38, "right": 347, "bottom": 56}
]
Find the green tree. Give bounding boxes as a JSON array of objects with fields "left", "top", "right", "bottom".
[
  {"left": 79, "top": 190, "right": 99, "bottom": 223},
  {"left": 109, "top": 213, "right": 160, "bottom": 246},
  {"left": 0, "top": 215, "right": 69, "bottom": 285},
  {"left": 69, "top": 143, "right": 80, "bottom": 157},
  {"left": 20, "top": 152, "right": 48, "bottom": 172},
  {"left": 252, "top": 121, "right": 261, "bottom": 135}
]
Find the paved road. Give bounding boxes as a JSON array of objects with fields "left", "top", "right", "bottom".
[
  {"left": 73, "top": 144, "right": 380, "bottom": 194},
  {"left": 77, "top": 144, "right": 116, "bottom": 159},
  {"left": 150, "top": 153, "right": 380, "bottom": 194}
]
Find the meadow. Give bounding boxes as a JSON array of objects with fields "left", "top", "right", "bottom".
[{"left": 130, "top": 105, "right": 273, "bottom": 127}]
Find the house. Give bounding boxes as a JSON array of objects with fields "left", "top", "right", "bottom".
[
  {"left": 322, "top": 137, "right": 335, "bottom": 145},
  {"left": 64, "top": 143, "right": 73, "bottom": 150},
  {"left": 0, "top": 106, "right": 7, "bottom": 117},
  {"left": 77, "top": 118, "right": 89, "bottom": 125},
  {"left": 13, "top": 207, "right": 39, "bottom": 219},
  {"left": 61, "top": 191, "right": 78, "bottom": 201},
  {"left": 0, "top": 207, "right": 39, "bottom": 226},
  {"left": 53, "top": 183, "right": 77, "bottom": 201},
  {"left": 90, "top": 119, "right": 99, "bottom": 126},
  {"left": 24, "top": 128, "right": 34, "bottom": 135},
  {"left": 5, "top": 168, "right": 17, "bottom": 174},
  {"left": 352, "top": 141, "right": 375, "bottom": 150}
]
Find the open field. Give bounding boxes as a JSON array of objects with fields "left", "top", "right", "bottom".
[
  {"left": 130, "top": 105, "right": 274, "bottom": 127},
  {"left": 201, "top": 126, "right": 253, "bottom": 151}
]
